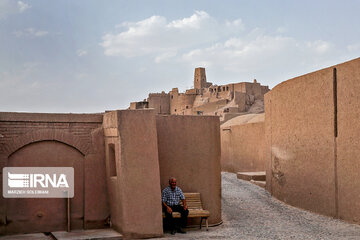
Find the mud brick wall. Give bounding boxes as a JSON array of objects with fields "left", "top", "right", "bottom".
[
  {"left": 221, "top": 122, "right": 265, "bottom": 173},
  {"left": 265, "top": 57, "right": 360, "bottom": 224},
  {"left": 156, "top": 115, "right": 222, "bottom": 225},
  {"left": 0, "top": 112, "right": 109, "bottom": 235}
]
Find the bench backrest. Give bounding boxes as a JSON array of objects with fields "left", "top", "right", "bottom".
[{"left": 183, "top": 193, "right": 204, "bottom": 210}]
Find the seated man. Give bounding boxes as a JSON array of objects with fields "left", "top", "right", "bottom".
[{"left": 162, "top": 177, "right": 189, "bottom": 235}]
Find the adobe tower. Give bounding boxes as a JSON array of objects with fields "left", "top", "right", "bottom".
[{"left": 194, "top": 67, "right": 207, "bottom": 90}]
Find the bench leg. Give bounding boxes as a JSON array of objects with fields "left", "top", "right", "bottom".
[
  {"left": 206, "top": 218, "right": 208, "bottom": 231},
  {"left": 200, "top": 217, "right": 203, "bottom": 229}
]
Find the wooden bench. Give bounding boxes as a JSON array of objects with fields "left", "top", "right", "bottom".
[{"left": 163, "top": 192, "right": 210, "bottom": 231}]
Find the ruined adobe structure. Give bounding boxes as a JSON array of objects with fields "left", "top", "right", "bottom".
[
  {"left": 0, "top": 110, "right": 221, "bottom": 237},
  {"left": 265, "top": 57, "right": 360, "bottom": 224},
  {"left": 130, "top": 67, "right": 270, "bottom": 175},
  {"left": 130, "top": 68, "right": 270, "bottom": 123}
]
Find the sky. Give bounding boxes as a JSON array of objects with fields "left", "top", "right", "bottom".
[{"left": 1, "top": 0, "right": 360, "bottom": 113}]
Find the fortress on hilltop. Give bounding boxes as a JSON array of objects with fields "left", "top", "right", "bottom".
[{"left": 130, "top": 67, "right": 270, "bottom": 123}]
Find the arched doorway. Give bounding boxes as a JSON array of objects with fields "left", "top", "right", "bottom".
[{"left": 6, "top": 141, "right": 84, "bottom": 234}]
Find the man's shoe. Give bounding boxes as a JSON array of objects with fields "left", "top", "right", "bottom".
[
  {"left": 178, "top": 228, "right": 186, "bottom": 234},
  {"left": 171, "top": 229, "right": 176, "bottom": 235}
]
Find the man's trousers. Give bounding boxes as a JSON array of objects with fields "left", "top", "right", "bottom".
[{"left": 163, "top": 205, "right": 189, "bottom": 230}]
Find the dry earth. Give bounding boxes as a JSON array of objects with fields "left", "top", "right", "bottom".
[{"left": 158, "top": 172, "right": 360, "bottom": 240}]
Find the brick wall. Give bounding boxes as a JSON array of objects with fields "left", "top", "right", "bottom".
[{"left": 0, "top": 112, "right": 109, "bottom": 235}]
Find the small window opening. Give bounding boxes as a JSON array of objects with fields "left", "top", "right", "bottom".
[{"left": 109, "top": 144, "right": 116, "bottom": 177}]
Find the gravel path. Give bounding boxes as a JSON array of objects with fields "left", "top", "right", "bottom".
[{"left": 159, "top": 172, "right": 360, "bottom": 239}]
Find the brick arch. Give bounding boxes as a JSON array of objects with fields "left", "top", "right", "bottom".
[{"left": 4, "top": 129, "right": 90, "bottom": 157}]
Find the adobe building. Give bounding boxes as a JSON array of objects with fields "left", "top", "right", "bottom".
[
  {"left": 130, "top": 68, "right": 270, "bottom": 123},
  {"left": 264, "top": 57, "right": 360, "bottom": 225},
  {"left": 129, "top": 101, "right": 148, "bottom": 110},
  {"left": 148, "top": 92, "right": 170, "bottom": 114},
  {"left": 0, "top": 110, "right": 221, "bottom": 238}
]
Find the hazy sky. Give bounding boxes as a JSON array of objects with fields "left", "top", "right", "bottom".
[{"left": 1, "top": 0, "right": 360, "bottom": 113}]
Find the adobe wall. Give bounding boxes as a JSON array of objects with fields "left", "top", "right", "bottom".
[
  {"left": 265, "top": 66, "right": 336, "bottom": 217},
  {"left": 336, "top": 59, "right": 360, "bottom": 223},
  {"left": 130, "top": 101, "right": 149, "bottom": 110},
  {"left": 156, "top": 115, "right": 222, "bottom": 225},
  {"left": 265, "top": 57, "right": 360, "bottom": 224},
  {"left": 148, "top": 92, "right": 170, "bottom": 114},
  {"left": 185, "top": 89, "right": 198, "bottom": 95},
  {"left": 192, "top": 99, "right": 227, "bottom": 115},
  {"left": 245, "top": 82, "right": 263, "bottom": 100},
  {"left": 169, "top": 91, "right": 197, "bottom": 115},
  {"left": 222, "top": 113, "right": 244, "bottom": 123},
  {"left": 0, "top": 112, "right": 108, "bottom": 235},
  {"left": 206, "top": 85, "right": 232, "bottom": 101},
  {"left": 233, "top": 82, "right": 246, "bottom": 93},
  {"left": 234, "top": 92, "right": 246, "bottom": 111},
  {"left": 103, "top": 110, "right": 163, "bottom": 238},
  {"left": 216, "top": 89, "right": 232, "bottom": 100},
  {"left": 129, "top": 102, "right": 137, "bottom": 109},
  {"left": 261, "top": 85, "right": 270, "bottom": 96},
  {"left": 221, "top": 122, "right": 265, "bottom": 173},
  {"left": 220, "top": 128, "right": 233, "bottom": 172},
  {"left": 233, "top": 82, "right": 269, "bottom": 101}
]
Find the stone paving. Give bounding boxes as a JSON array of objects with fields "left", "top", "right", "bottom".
[
  {"left": 0, "top": 229, "right": 122, "bottom": 240},
  {"left": 159, "top": 172, "right": 360, "bottom": 239},
  {"left": 2, "top": 172, "right": 360, "bottom": 239}
]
